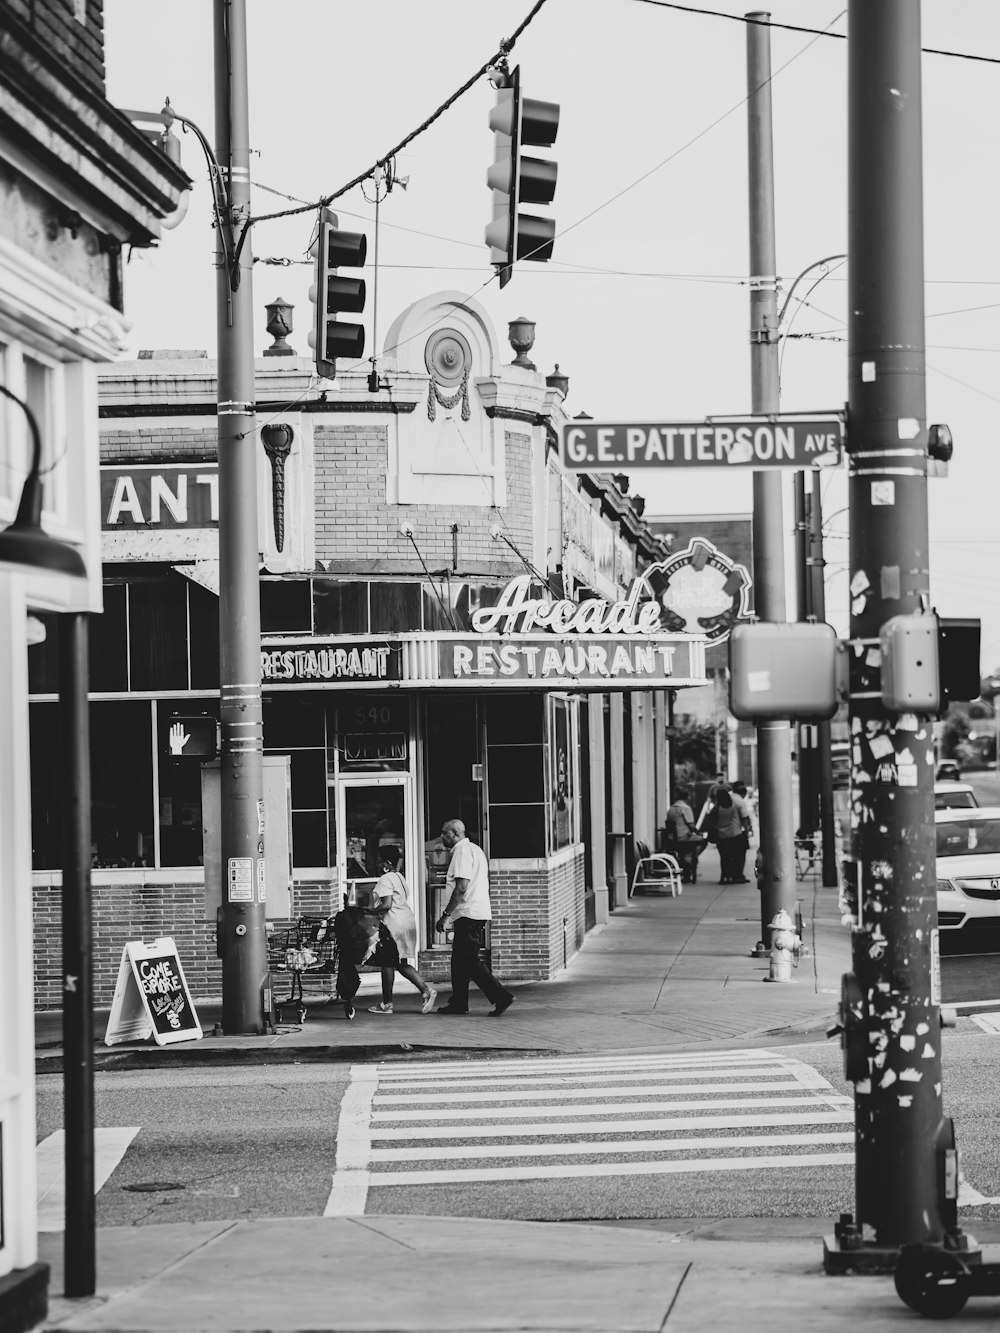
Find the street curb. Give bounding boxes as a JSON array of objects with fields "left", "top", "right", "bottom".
[{"left": 34, "top": 1043, "right": 562, "bottom": 1073}]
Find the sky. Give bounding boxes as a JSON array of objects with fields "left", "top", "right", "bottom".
[{"left": 104, "top": 1, "right": 1000, "bottom": 667}]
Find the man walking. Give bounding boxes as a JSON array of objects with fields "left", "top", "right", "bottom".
[{"left": 435, "top": 819, "right": 514, "bottom": 1017}]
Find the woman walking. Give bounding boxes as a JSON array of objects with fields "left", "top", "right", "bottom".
[
  {"left": 366, "top": 847, "right": 438, "bottom": 1015},
  {"left": 713, "top": 786, "right": 748, "bottom": 884}
]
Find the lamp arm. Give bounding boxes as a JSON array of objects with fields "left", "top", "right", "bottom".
[{"left": 0, "top": 383, "right": 42, "bottom": 478}]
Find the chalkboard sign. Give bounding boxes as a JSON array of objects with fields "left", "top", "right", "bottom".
[{"left": 105, "top": 938, "right": 203, "bottom": 1047}]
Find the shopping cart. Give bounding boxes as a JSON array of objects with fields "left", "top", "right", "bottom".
[{"left": 266, "top": 916, "right": 336, "bottom": 1024}]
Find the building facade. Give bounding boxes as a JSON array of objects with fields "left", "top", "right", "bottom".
[
  {"left": 0, "top": 0, "right": 188, "bottom": 1322},
  {"left": 27, "top": 291, "right": 708, "bottom": 1011}
]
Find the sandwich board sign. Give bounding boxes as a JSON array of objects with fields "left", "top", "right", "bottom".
[{"left": 104, "top": 937, "right": 203, "bottom": 1047}]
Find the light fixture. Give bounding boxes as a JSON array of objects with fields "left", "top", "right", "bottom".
[{"left": 0, "top": 385, "right": 87, "bottom": 578}]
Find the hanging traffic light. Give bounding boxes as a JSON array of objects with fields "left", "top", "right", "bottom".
[
  {"left": 307, "top": 208, "right": 366, "bottom": 379},
  {"left": 485, "top": 65, "right": 559, "bottom": 288}
]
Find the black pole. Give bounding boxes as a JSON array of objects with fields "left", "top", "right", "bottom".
[
  {"left": 59, "top": 612, "right": 94, "bottom": 1296},
  {"left": 825, "top": 0, "right": 963, "bottom": 1269},
  {"left": 808, "top": 478, "right": 837, "bottom": 887},
  {"left": 794, "top": 475, "right": 817, "bottom": 837}
]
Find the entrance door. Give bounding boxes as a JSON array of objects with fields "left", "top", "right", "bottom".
[{"left": 337, "top": 777, "right": 412, "bottom": 910}]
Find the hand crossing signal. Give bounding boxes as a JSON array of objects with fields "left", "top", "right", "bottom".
[
  {"left": 307, "top": 208, "right": 366, "bottom": 379},
  {"left": 485, "top": 65, "right": 559, "bottom": 288}
]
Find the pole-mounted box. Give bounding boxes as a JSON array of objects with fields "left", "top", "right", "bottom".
[
  {"left": 729, "top": 621, "right": 840, "bottom": 720},
  {"left": 880, "top": 614, "right": 940, "bottom": 712}
]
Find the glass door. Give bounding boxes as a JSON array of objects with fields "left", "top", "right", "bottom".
[{"left": 336, "top": 776, "right": 412, "bottom": 910}]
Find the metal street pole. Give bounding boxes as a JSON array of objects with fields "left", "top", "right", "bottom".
[
  {"left": 825, "top": 0, "right": 965, "bottom": 1268},
  {"left": 807, "top": 477, "right": 838, "bottom": 887},
  {"left": 214, "top": 0, "right": 267, "bottom": 1032},
  {"left": 794, "top": 474, "right": 818, "bottom": 836},
  {"left": 746, "top": 12, "right": 796, "bottom": 949},
  {"left": 59, "top": 612, "right": 94, "bottom": 1296}
]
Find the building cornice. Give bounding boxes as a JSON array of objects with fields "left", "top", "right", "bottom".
[{"left": 0, "top": 16, "right": 189, "bottom": 244}]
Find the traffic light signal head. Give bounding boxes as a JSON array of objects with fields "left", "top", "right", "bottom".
[
  {"left": 307, "top": 208, "right": 367, "bottom": 379},
  {"left": 485, "top": 65, "right": 559, "bottom": 288}
]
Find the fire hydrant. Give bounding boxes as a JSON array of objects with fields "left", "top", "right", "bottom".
[{"left": 763, "top": 909, "right": 799, "bottom": 983}]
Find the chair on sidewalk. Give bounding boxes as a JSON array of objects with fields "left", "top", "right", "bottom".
[{"left": 629, "top": 841, "right": 683, "bottom": 897}]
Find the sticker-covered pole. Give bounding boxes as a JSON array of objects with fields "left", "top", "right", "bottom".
[{"left": 824, "top": 0, "right": 965, "bottom": 1269}]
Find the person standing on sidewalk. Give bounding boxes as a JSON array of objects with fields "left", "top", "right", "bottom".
[
  {"left": 367, "top": 847, "right": 438, "bottom": 1016},
  {"left": 435, "top": 819, "right": 514, "bottom": 1017},
  {"left": 714, "top": 786, "right": 749, "bottom": 884}
]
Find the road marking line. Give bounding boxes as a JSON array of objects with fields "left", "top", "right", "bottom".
[
  {"left": 371, "top": 1110, "right": 854, "bottom": 1140},
  {"left": 368, "top": 1151, "right": 855, "bottom": 1188},
  {"left": 373, "top": 1078, "right": 806, "bottom": 1106},
  {"left": 371, "top": 1131, "right": 854, "bottom": 1163},
  {"left": 970, "top": 1013, "right": 1000, "bottom": 1035},
  {"left": 36, "top": 1127, "right": 139, "bottom": 1232},
  {"left": 373, "top": 1050, "right": 787, "bottom": 1078},
  {"left": 324, "top": 1065, "right": 378, "bottom": 1217},
  {"left": 372, "top": 1094, "right": 852, "bottom": 1122},
  {"left": 376, "top": 1065, "right": 795, "bottom": 1090}
]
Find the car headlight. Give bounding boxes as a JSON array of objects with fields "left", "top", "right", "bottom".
[{"left": 936, "top": 879, "right": 956, "bottom": 894}]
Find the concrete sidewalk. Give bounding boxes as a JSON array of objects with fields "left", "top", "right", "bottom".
[
  {"left": 41, "top": 1214, "right": 1000, "bottom": 1333},
  {"left": 35, "top": 843, "right": 850, "bottom": 1069},
  {"left": 32, "top": 853, "right": 1000, "bottom": 1330}
]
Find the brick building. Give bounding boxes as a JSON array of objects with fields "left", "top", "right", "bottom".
[{"left": 27, "top": 291, "right": 709, "bottom": 1008}]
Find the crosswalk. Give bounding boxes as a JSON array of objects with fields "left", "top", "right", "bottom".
[{"left": 324, "top": 1048, "right": 855, "bottom": 1215}]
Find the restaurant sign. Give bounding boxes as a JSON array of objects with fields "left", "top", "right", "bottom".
[
  {"left": 102, "top": 464, "right": 219, "bottom": 529},
  {"left": 260, "top": 643, "right": 400, "bottom": 684}
]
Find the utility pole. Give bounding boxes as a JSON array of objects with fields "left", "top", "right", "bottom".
[
  {"left": 746, "top": 12, "right": 796, "bottom": 949},
  {"left": 793, "top": 474, "right": 818, "bottom": 837},
  {"left": 807, "top": 478, "right": 838, "bottom": 887},
  {"left": 214, "top": 0, "right": 268, "bottom": 1032},
  {"left": 824, "top": 0, "right": 965, "bottom": 1268}
]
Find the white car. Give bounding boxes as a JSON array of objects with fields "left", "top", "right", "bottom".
[
  {"left": 935, "top": 806, "right": 1000, "bottom": 938},
  {"left": 934, "top": 781, "right": 979, "bottom": 810}
]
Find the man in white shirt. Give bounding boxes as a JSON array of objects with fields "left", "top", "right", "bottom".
[{"left": 434, "top": 819, "right": 514, "bottom": 1017}]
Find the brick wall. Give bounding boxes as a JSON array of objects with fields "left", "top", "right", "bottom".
[
  {"left": 314, "top": 424, "right": 534, "bottom": 572},
  {"left": 5, "top": 0, "right": 107, "bottom": 93},
  {"left": 101, "top": 427, "right": 217, "bottom": 464},
  {"left": 32, "top": 872, "right": 339, "bottom": 1011}
]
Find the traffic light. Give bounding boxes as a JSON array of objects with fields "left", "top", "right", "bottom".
[
  {"left": 485, "top": 65, "right": 559, "bottom": 288},
  {"left": 307, "top": 208, "right": 366, "bottom": 379}
]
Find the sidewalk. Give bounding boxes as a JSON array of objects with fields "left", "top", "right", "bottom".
[{"left": 35, "top": 843, "right": 850, "bottom": 1069}]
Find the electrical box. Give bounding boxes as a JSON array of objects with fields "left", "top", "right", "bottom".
[
  {"left": 728, "top": 621, "right": 839, "bottom": 720},
  {"left": 880, "top": 614, "right": 940, "bottom": 712},
  {"left": 201, "top": 754, "right": 293, "bottom": 919}
]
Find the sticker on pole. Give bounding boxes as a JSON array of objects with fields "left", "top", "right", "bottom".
[
  {"left": 105, "top": 938, "right": 203, "bottom": 1046},
  {"left": 930, "top": 928, "right": 941, "bottom": 1006},
  {"left": 228, "top": 856, "right": 254, "bottom": 902}
]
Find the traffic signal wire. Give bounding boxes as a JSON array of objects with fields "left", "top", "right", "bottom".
[{"left": 633, "top": 1, "right": 1000, "bottom": 63}]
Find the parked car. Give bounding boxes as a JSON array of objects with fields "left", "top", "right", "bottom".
[
  {"left": 935, "top": 806, "right": 1000, "bottom": 939},
  {"left": 934, "top": 781, "right": 979, "bottom": 810},
  {"left": 936, "top": 760, "right": 962, "bottom": 782}
]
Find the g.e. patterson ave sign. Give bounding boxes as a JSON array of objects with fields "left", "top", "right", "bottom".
[{"left": 561, "top": 418, "right": 843, "bottom": 470}]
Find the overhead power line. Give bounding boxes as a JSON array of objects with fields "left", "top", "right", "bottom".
[{"left": 633, "top": 1, "right": 1000, "bottom": 63}]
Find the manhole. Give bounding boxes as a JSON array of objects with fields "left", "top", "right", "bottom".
[{"left": 122, "top": 1181, "right": 186, "bottom": 1193}]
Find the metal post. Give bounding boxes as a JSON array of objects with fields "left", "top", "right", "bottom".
[
  {"left": 214, "top": 0, "right": 267, "bottom": 1032},
  {"left": 808, "top": 478, "right": 838, "bottom": 887},
  {"left": 746, "top": 12, "right": 796, "bottom": 949},
  {"left": 825, "top": 0, "right": 964, "bottom": 1268},
  {"left": 59, "top": 612, "right": 94, "bottom": 1296},
  {"left": 794, "top": 474, "right": 817, "bottom": 836}
]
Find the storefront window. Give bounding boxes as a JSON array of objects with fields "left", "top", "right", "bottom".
[
  {"left": 188, "top": 581, "right": 220, "bottom": 690},
  {"left": 336, "top": 696, "right": 409, "bottom": 773},
  {"left": 90, "top": 584, "right": 128, "bottom": 693},
  {"left": 371, "top": 582, "right": 421, "bottom": 633},
  {"left": 129, "top": 578, "right": 188, "bottom": 691},
  {"left": 486, "top": 696, "right": 545, "bottom": 858},
  {"left": 547, "top": 696, "right": 578, "bottom": 853},
  {"left": 423, "top": 695, "right": 483, "bottom": 940},
  {"left": 156, "top": 699, "right": 217, "bottom": 867},
  {"left": 92, "top": 701, "right": 155, "bottom": 867},
  {"left": 261, "top": 578, "right": 312, "bottom": 634},
  {"left": 313, "top": 579, "right": 368, "bottom": 635},
  {"left": 263, "top": 693, "right": 329, "bottom": 867}
]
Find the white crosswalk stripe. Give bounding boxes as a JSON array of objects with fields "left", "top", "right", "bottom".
[{"left": 325, "top": 1048, "right": 854, "bottom": 1215}]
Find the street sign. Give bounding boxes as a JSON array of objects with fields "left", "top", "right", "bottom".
[{"left": 561, "top": 418, "right": 842, "bottom": 471}]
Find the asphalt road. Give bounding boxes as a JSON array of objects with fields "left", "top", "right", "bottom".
[{"left": 34, "top": 1029, "right": 1000, "bottom": 1232}]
